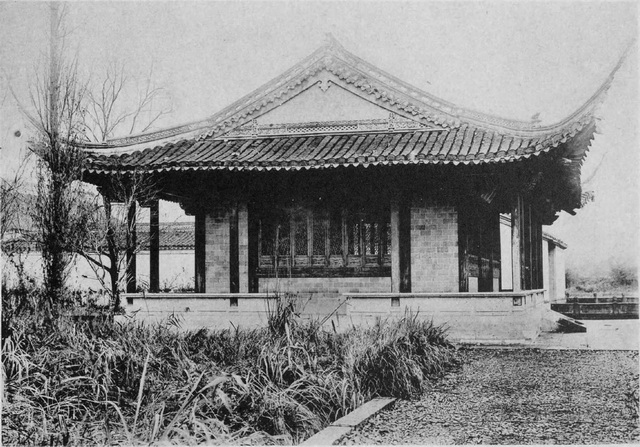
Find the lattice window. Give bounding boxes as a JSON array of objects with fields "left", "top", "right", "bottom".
[
  {"left": 293, "top": 212, "right": 308, "bottom": 256},
  {"left": 364, "top": 222, "right": 379, "bottom": 255},
  {"left": 346, "top": 213, "right": 390, "bottom": 258},
  {"left": 260, "top": 220, "right": 277, "bottom": 256},
  {"left": 257, "top": 204, "right": 391, "bottom": 273},
  {"left": 383, "top": 222, "right": 391, "bottom": 256},
  {"left": 313, "top": 214, "right": 328, "bottom": 255},
  {"left": 259, "top": 211, "right": 291, "bottom": 269},
  {"left": 348, "top": 216, "right": 361, "bottom": 255},
  {"left": 329, "top": 210, "right": 343, "bottom": 255},
  {"left": 277, "top": 222, "right": 290, "bottom": 256}
]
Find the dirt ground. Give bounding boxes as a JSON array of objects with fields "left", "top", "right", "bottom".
[
  {"left": 339, "top": 349, "right": 639, "bottom": 445},
  {"left": 531, "top": 319, "right": 639, "bottom": 350}
]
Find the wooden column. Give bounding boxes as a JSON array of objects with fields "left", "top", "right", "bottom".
[
  {"left": 534, "top": 217, "right": 543, "bottom": 289},
  {"left": 524, "top": 204, "right": 532, "bottom": 290},
  {"left": 149, "top": 200, "right": 160, "bottom": 293},
  {"left": 126, "top": 200, "right": 137, "bottom": 293},
  {"left": 511, "top": 195, "right": 523, "bottom": 292},
  {"left": 458, "top": 203, "right": 469, "bottom": 293},
  {"left": 102, "top": 194, "right": 119, "bottom": 304},
  {"left": 247, "top": 203, "right": 259, "bottom": 293},
  {"left": 229, "top": 203, "right": 239, "bottom": 293},
  {"left": 238, "top": 202, "right": 250, "bottom": 293},
  {"left": 491, "top": 211, "right": 501, "bottom": 292},
  {"left": 399, "top": 198, "right": 412, "bottom": 293},
  {"left": 194, "top": 211, "right": 206, "bottom": 293},
  {"left": 390, "top": 198, "right": 401, "bottom": 293}
]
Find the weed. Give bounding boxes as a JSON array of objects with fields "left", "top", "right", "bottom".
[{"left": 2, "top": 292, "right": 458, "bottom": 445}]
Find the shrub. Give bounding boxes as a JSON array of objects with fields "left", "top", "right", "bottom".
[
  {"left": 610, "top": 263, "right": 638, "bottom": 289},
  {"left": 566, "top": 261, "right": 638, "bottom": 295},
  {"left": 2, "top": 292, "right": 459, "bottom": 445},
  {"left": 347, "top": 312, "right": 459, "bottom": 399}
]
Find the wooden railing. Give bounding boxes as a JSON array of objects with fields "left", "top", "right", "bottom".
[{"left": 565, "top": 294, "right": 638, "bottom": 304}]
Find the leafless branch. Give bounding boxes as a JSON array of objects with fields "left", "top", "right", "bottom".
[
  {"left": 84, "top": 60, "right": 172, "bottom": 142},
  {"left": 0, "top": 157, "right": 30, "bottom": 241}
]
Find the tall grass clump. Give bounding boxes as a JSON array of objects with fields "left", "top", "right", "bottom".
[
  {"left": 346, "top": 312, "right": 459, "bottom": 399},
  {"left": 2, "top": 293, "right": 459, "bottom": 445}
]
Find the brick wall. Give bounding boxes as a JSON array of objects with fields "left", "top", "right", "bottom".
[
  {"left": 410, "top": 198, "right": 459, "bottom": 292},
  {"left": 205, "top": 208, "right": 230, "bottom": 292}
]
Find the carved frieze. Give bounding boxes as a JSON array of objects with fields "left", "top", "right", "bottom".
[{"left": 224, "top": 117, "right": 436, "bottom": 138}]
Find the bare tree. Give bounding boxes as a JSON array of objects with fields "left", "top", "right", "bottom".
[
  {"left": 72, "top": 170, "right": 158, "bottom": 311},
  {"left": 0, "top": 158, "right": 29, "bottom": 241},
  {"left": 21, "top": 3, "right": 89, "bottom": 314},
  {"left": 12, "top": 3, "right": 172, "bottom": 314},
  {"left": 1, "top": 157, "right": 36, "bottom": 299},
  {"left": 73, "top": 58, "right": 171, "bottom": 310},
  {"left": 85, "top": 60, "right": 171, "bottom": 143},
  {"left": 74, "top": 59, "right": 171, "bottom": 310}
]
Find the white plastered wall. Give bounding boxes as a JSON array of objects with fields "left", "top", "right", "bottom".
[{"left": 548, "top": 244, "right": 566, "bottom": 302}]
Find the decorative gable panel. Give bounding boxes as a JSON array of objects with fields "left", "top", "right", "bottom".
[{"left": 258, "top": 73, "right": 391, "bottom": 125}]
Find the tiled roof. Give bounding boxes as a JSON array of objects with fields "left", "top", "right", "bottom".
[
  {"left": 81, "top": 37, "right": 628, "bottom": 174},
  {"left": 542, "top": 232, "right": 568, "bottom": 250},
  {"left": 84, "top": 121, "right": 596, "bottom": 174},
  {"left": 137, "top": 222, "right": 194, "bottom": 250},
  {"left": 3, "top": 223, "right": 195, "bottom": 252}
]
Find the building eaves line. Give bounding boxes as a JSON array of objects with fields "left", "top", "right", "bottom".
[{"left": 85, "top": 148, "right": 547, "bottom": 176}]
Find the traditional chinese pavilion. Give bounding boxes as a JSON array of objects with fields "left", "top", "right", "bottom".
[{"left": 80, "top": 37, "right": 624, "bottom": 342}]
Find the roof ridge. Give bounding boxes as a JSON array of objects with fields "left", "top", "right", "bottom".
[
  {"left": 538, "top": 39, "right": 635, "bottom": 131},
  {"left": 89, "top": 37, "right": 627, "bottom": 151},
  {"left": 328, "top": 38, "right": 631, "bottom": 134},
  {"left": 96, "top": 44, "right": 331, "bottom": 148}
]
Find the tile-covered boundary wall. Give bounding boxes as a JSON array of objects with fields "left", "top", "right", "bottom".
[{"left": 410, "top": 198, "right": 459, "bottom": 293}]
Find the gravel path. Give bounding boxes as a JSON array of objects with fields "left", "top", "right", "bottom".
[{"left": 339, "top": 349, "right": 639, "bottom": 445}]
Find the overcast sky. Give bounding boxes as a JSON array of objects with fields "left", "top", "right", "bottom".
[{"left": 1, "top": 1, "right": 637, "bottom": 274}]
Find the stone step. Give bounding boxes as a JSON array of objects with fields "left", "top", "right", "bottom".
[{"left": 300, "top": 397, "right": 396, "bottom": 445}]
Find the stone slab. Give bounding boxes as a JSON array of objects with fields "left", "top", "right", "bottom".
[
  {"left": 332, "top": 397, "right": 395, "bottom": 428},
  {"left": 300, "top": 397, "right": 395, "bottom": 445},
  {"left": 300, "top": 426, "right": 352, "bottom": 446},
  {"left": 463, "top": 320, "right": 639, "bottom": 351}
]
